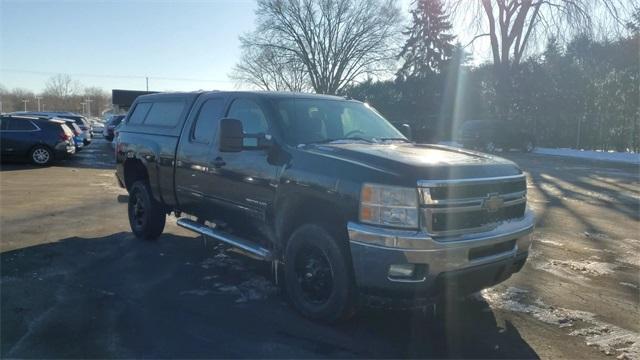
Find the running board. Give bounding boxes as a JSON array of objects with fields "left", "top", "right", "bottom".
[{"left": 176, "top": 218, "right": 273, "bottom": 261}]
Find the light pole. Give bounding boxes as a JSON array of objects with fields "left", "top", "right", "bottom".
[
  {"left": 41, "top": 103, "right": 45, "bottom": 112},
  {"left": 35, "top": 96, "right": 42, "bottom": 112},
  {"left": 81, "top": 102, "right": 86, "bottom": 114},
  {"left": 85, "top": 98, "right": 94, "bottom": 117},
  {"left": 21, "top": 99, "right": 29, "bottom": 112}
]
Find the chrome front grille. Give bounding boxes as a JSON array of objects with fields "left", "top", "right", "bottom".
[{"left": 418, "top": 174, "right": 527, "bottom": 237}]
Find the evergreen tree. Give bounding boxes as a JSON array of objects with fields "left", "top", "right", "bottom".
[{"left": 397, "top": 0, "right": 455, "bottom": 79}]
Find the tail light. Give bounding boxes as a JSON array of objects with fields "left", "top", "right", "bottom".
[{"left": 59, "top": 132, "right": 71, "bottom": 141}]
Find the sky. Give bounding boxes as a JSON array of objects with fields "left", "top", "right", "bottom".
[{"left": 0, "top": 0, "right": 480, "bottom": 93}]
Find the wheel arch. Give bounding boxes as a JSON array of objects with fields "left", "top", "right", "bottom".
[
  {"left": 123, "top": 158, "right": 150, "bottom": 191},
  {"left": 274, "top": 192, "right": 350, "bottom": 257},
  {"left": 28, "top": 143, "right": 54, "bottom": 161}
]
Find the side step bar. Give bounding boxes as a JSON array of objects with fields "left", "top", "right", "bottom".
[{"left": 176, "top": 218, "right": 273, "bottom": 261}]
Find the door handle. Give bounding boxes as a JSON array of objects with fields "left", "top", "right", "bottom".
[{"left": 213, "top": 157, "right": 226, "bottom": 168}]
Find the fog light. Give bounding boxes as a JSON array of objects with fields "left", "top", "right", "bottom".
[{"left": 388, "top": 264, "right": 415, "bottom": 278}]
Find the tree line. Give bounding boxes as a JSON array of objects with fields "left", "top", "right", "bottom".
[
  {"left": 0, "top": 74, "right": 111, "bottom": 117},
  {"left": 233, "top": 0, "right": 638, "bottom": 152}
]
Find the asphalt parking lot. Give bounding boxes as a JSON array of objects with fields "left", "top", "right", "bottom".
[{"left": 1, "top": 137, "right": 638, "bottom": 359}]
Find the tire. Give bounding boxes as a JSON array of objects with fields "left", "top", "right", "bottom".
[
  {"left": 29, "top": 145, "right": 53, "bottom": 166},
  {"left": 284, "top": 223, "right": 356, "bottom": 322},
  {"left": 105, "top": 135, "right": 113, "bottom": 142},
  {"left": 128, "top": 180, "right": 166, "bottom": 240},
  {"left": 523, "top": 139, "right": 535, "bottom": 153}
]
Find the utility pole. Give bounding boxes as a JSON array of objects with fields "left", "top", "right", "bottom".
[
  {"left": 576, "top": 117, "right": 582, "bottom": 149},
  {"left": 85, "top": 98, "right": 94, "bottom": 117},
  {"left": 146, "top": 77, "right": 149, "bottom": 91},
  {"left": 41, "top": 103, "right": 45, "bottom": 112},
  {"left": 81, "top": 102, "right": 86, "bottom": 114},
  {"left": 35, "top": 96, "right": 42, "bottom": 112},
  {"left": 21, "top": 99, "right": 29, "bottom": 112}
]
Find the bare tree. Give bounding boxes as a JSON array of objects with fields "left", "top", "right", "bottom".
[
  {"left": 447, "top": 0, "right": 630, "bottom": 118},
  {"left": 43, "top": 74, "right": 81, "bottom": 98},
  {"left": 232, "top": 41, "right": 310, "bottom": 92},
  {"left": 450, "top": 0, "right": 629, "bottom": 68},
  {"left": 239, "top": 0, "right": 403, "bottom": 94}
]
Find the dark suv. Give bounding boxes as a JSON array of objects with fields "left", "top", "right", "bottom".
[
  {"left": 0, "top": 115, "right": 76, "bottom": 165},
  {"left": 16, "top": 112, "right": 93, "bottom": 145},
  {"left": 457, "top": 120, "right": 535, "bottom": 153}
]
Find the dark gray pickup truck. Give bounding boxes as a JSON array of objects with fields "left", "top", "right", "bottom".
[{"left": 115, "top": 91, "right": 534, "bottom": 322}]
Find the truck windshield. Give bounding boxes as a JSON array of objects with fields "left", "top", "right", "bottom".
[{"left": 274, "top": 99, "right": 406, "bottom": 145}]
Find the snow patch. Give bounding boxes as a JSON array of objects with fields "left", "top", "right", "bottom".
[
  {"left": 538, "top": 239, "right": 564, "bottom": 247},
  {"left": 481, "top": 287, "right": 640, "bottom": 359},
  {"left": 210, "top": 276, "right": 277, "bottom": 303},
  {"left": 584, "top": 231, "right": 610, "bottom": 241},
  {"left": 533, "top": 147, "right": 640, "bottom": 165},
  {"left": 553, "top": 260, "right": 617, "bottom": 276},
  {"left": 619, "top": 282, "right": 639, "bottom": 290},
  {"left": 570, "top": 326, "right": 640, "bottom": 359}
]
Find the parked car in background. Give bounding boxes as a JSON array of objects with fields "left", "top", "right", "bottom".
[
  {"left": 53, "top": 118, "right": 85, "bottom": 151},
  {"left": 50, "top": 112, "right": 93, "bottom": 145},
  {"left": 89, "top": 117, "right": 105, "bottom": 133},
  {"left": 457, "top": 120, "right": 536, "bottom": 153},
  {"left": 0, "top": 115, "right": 76, "bottom": 165},
  {"left": 103, "top": 114, "right": 125, "bottom": 141},
  {"left": 14, "top": 112, "right": 93, "bottom": 145}
]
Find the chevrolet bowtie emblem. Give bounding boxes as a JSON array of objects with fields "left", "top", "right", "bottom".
[{"left": 483, "top": 194, "right": 504, "bottom": 212}]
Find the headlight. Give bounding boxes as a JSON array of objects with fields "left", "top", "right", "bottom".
[{"left": 359, "top": 183, "right": 419, "bottom": 229}]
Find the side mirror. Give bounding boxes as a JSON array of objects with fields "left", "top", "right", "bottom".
[
  {"left": 219, "top": 118, "right": 243, "bottom": 152},
  {"left": 399, "top": 123, "right": 412, "bottom": 140}
]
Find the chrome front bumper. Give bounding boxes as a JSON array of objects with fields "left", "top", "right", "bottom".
[{"left": 348, "top": 210, "right": 534, "bottom": 296}]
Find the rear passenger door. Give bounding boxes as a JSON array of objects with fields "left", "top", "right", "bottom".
[
  {"left": 174, "top": 94, "right": 227, "bottom": 220},
  {"left": 1, "top": 119, "right": 40, "bottom": 157}
]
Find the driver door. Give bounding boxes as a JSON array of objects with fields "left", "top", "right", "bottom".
[{"left": 206, "top": 96, "right": 279, "bottom": 224}]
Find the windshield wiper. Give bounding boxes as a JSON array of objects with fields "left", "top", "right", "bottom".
[
  {"left": 376, "top": 137, "right": 410, "bottom": 142},
  {"left": 307, "top": 137, "right": 374, "bottom": 144}
]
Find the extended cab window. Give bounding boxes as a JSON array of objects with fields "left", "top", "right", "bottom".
[
  {"left": 7, "top": 119, "right": 37, "bottom": 131},
  {"left": 144, "top": 101, "right": 186, "bottom": 127},
  {"left": 192, "top": 98, "right": 225, "bottom": 143},
  {"left": 128, "top": 102, "right": 152, "bottom": 124},
  {"left": 227, "top": 98, "right": 268, "bottom": 134}
]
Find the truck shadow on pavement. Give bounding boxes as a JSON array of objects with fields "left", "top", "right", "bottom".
[{"left": 0, "top": 232, "right": 538, "bottom": 359}]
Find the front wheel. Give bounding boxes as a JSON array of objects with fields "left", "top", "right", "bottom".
[
  {"left": 284, "top": 224, "right": 355, "bottom": 323},
  {"left": 128, "top": 181, "right": 166, "bottom": 240},
  {"left": 30, "top": 145, "right": 53, "bottom": 166}
]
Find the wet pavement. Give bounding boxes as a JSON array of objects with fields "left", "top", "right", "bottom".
[{"left": 1, "top": 138, "right": 638, "bottom": 358}]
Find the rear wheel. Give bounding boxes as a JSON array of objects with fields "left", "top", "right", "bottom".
[
  {"left": 30, "top": 146, "right": 53, "bottom": 166},
  {"left": 284, "top": 224, "right": 355, "bottom": 322},
  {"left": 128, "top": 180, "right": 166, "bottom": 240}
]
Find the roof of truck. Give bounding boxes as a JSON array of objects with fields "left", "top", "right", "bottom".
[{"left": 135, "top": 90, "right": 347, "bottom": 102}]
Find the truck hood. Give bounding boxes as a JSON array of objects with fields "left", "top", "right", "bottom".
[{"left": 301, "top": 142, "right": 522, "bottom": 180}]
